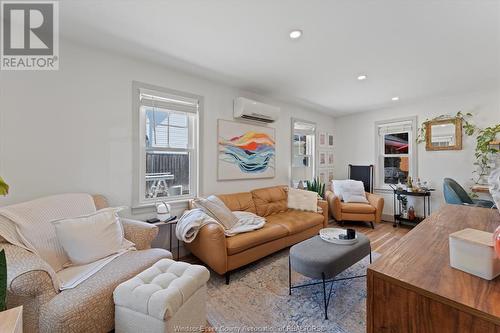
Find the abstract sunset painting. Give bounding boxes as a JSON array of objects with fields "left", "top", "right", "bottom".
[{"left": 218, "top": 120, "right": 276, "bottom": 180}]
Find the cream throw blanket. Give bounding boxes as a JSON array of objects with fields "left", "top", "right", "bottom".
[
  {"left": 0, "top": 193, "right": 132, "bottom": 290},
  {"left": 176, "top": 208, "right": 266, "bottom": 242}
]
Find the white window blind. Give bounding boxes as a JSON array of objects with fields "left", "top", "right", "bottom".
[
  {"left": 378, "top": 120, "right": 413, "bottom": 135},
  {"left": 141, "top": 90, "right": 198, "bottom": 150},
  {"left": 140, "top": 89, "right": 198, "bottom": 113}
]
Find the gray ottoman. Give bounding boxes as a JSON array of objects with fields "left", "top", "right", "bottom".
[{"left": 289, "top": 234, "right": 371, "bottom": 319}]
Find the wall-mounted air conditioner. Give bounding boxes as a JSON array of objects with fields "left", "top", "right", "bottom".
[{"left": 233, "top": 97, "right": 280, "bottom": 123}]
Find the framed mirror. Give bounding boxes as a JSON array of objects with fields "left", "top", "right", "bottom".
[
  {"left": 425, "top": 118, "right": 462, "bottom": 151},
  {"left": 291, "top": 119, "right": 316, "bottom": 187}
]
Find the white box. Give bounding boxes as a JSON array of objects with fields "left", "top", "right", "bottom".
[{"left": 449, "top": 228, "right": 500, "bottom": 280}]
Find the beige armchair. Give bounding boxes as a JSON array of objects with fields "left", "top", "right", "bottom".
[
  {"left": 325, "top": 190, "right": 384, "bottom": 228},
  {"left": 0, "top": 195, "right": 171, "bottom": 333}
]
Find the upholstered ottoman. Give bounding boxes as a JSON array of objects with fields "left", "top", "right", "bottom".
[
  {"left": 113, "top": 259, "right": 210, "bottom": 333},
  {"left": 289, "top": 234, "right": 372, "bottom": 319}
]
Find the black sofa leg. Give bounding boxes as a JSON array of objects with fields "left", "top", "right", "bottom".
[
  {"left": 225, "top": 272, "right": 230, "bottom": 285},
  {"left": 370, "top": 221, "right": 375, "bottom": 229}
]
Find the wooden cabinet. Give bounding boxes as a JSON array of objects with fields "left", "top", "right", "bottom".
[{"left": 367, "top": 205, "right": 500, "bottom": 333}]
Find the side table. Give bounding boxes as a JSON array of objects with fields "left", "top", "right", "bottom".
[
  {"left": 152, "top": 219, "right": 180, "bottom": 260},
  {"left": 392, "top": 189, "right": 434, "bottom": 227}
]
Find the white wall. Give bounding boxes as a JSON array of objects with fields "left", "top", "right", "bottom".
[
  {"left": 0, "top": 40, "right": 335, "bottom": 217},
  {"left": 333, "top": 88, "right": 500, "bottom": 217}
]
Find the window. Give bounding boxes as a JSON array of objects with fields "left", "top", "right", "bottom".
[
  {"left": 375, "top": 117, "right": 417, "bottom": 189},
  {"left": 133, "top": 82, "right": 200, "bottom": 206}
]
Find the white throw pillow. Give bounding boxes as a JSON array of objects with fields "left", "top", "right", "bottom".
[
  {"left": 287, "top": 188, "right": 318, "bottom": 212},
  {"left": 343, "top": 180, "right": 366, "bottom": 195},
  {"left": 332, "top": 179, "right": 367, "bottom": 201},
  {"left": 193, "top": 195, "right": 238, "bottom": 229},
  {"left": 342, "top": 180, "right": 368, "bottom": 203},
  {"left": 332, "top": 180, "right": 347, "bottom": 200},
  {"left": 343, "top": 194, "right": 369, "bottom": 203},
  {"left": 52, "top": 207, "right": 134, "bottom": 266}
]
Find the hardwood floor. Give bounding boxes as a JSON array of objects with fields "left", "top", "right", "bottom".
[{"left": 330, "top": 220, "right": 411, "bottom": 255}]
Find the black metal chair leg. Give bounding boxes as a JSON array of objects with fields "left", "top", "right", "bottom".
[
  {"left": 225, "top": 272, "right": 230, "bottom": 285},
  {"left": 370, "top": 251, "right": 372, "bottom": 264},
  {"left": 322, "top": 273, "right": 328, "bottom": 320},
  {"left": 370, "top": 221, "right": 374, "bottom": 229},
  {"left": 288, "top": 256, "right": 292, "bottom": 295}
]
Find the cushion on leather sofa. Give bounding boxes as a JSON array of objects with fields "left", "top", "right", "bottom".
[
  {"left": 226, "top": 222, "right": 288, "bottom": 255},
  {"left": 266, "top": 210, "right": 324, "bottom": 234},
  {"left": 251, "top": 186, "right": 288, "bottom": 217},
  {"left": 217, "top": 192, "right": 257, "bottom": 214},
  {"left": 341, "top": 202, "right": 376, "bottom": 214}
]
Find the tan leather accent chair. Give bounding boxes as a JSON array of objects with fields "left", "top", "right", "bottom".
[
  {"left": 325, "top": 189, "right": 384, "bottom": 229},
  {"left": 186, "top": 186, "right": 328, "bottom": 284}
]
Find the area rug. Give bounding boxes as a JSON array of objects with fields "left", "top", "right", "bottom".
[{"left": 206, "top": 249, "right": 378, "bottom": 333}]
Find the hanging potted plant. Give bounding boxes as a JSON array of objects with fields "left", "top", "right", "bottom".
[
  {"left": 472, "top": 124, "right": 500, "bottom": 185},
  {"left": 0, "top": 176, "right": 8, "bottom": 311}
]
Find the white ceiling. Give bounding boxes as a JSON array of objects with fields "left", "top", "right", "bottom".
[{"left": 60, "top": 0, "right": 500, "bottom": 116}]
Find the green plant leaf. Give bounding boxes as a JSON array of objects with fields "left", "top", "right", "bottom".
[{"left": 0, "top": 177, "right": 8, "bottom": 196}]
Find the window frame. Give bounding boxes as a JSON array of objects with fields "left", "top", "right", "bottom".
[
  {"left": 374, "top": 116, "right": 418, "bottom": 190},
  {"left": 132, "top": 81, "right": 202, "bottom": 208}
]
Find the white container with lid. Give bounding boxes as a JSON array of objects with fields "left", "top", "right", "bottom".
[{"left": 449, "top": 228, "right": 500, "bottom": 280}]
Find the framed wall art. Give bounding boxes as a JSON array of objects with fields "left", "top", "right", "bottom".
[
  {"left": 328, "top": 133, "right": 334, "bottom": 148},
  {"left": 319, "top": 150, "right": 327, "bottom": 168},
  {"left": 319, "top": 132, "right": 327, "bottom": 147},
  {"left": 218, "top": 119, "right": 276, "bottom": 180}
]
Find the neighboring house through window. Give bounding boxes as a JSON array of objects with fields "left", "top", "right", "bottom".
[
  {"left": 375, "top": 117, "right": 417, "bottom": 189},
  {"left": 133, "top": 82, "right": 200, "bottom": 207}
]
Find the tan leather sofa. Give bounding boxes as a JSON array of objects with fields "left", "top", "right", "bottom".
[
  {"left": 186, "top": 185, "right": 328, "bottom": 283},
  {"left": 325, "top": 190, "right": 384, "bottom": 229}
]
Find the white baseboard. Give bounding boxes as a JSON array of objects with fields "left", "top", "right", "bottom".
[{"left": 382, "top": 214, "right": 394, "bottom": 222}]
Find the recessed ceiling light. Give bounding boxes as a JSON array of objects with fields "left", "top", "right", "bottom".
[
  {"left": 289, "top": 30, "right": 302, "bottom": 39},
  {"left": 392, "top": 96, "right": 400, "bottom": 101},
  {"left": 357, "top": 75, "right": 367, "bottom": 81}
]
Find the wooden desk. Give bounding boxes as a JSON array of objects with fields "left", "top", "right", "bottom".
[
  {"left": 0, "top": 306, "right": 23, "bottom": 333},
  {"left": 367, "top": 205, "right": 500, "bottom": 333}
]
